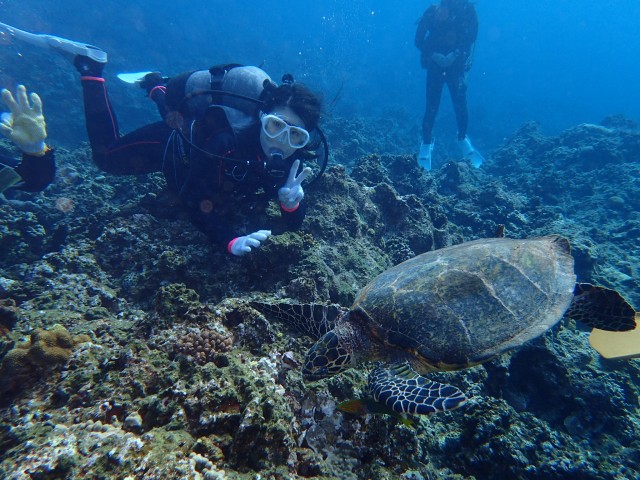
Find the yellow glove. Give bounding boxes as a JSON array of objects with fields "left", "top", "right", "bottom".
[{"left": 0, "top": 85, "right": 47, "bottom": 156}]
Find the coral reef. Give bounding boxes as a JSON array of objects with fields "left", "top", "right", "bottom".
[{"left": 1, "top": 117, "right": 639, "bottom": 479}]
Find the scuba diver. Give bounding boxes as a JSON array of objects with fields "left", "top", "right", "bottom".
[
  {"left": 415, "top": 0, "right": 484, "bottom": 170},
  {"left": 0, "top": 23, "right": 326, "bottom": 256},
  {"left": 0, "top": 85, "right": 55, "bottom": 195}
]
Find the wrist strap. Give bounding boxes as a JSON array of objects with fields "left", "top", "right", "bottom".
[
  {"left": 227, "top": 237, "right": 239, "bottom": 254},
  {"left": 280, "top": 202, "right": 300, "bottom": 212}
]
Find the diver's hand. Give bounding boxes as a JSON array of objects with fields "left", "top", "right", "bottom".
[
  {"left": 0, "top": 85, "right": 47, "bottom": 156},
  {"left": 430, "top": 53, "right": 448, "bottom": 68},
  {"left": 431, "top": 51, "right": 458, "bottom": 69},
  {"left": 228, "top": 230, "right": 272, "bottom": 256},
  {"left": 278, "top": 159, "right": 312, "bottom": 210}
]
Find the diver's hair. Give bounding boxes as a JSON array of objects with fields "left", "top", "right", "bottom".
[{"left": 261, "top": 81, "right": 323, "bottom": 131}]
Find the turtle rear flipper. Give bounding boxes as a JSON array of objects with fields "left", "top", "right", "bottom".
[
  {"left": 368, "top": 363, "right": 467, "bottom": 415},
  {"left": 565, "top": 283, "right": 637, "bottom": 331}
]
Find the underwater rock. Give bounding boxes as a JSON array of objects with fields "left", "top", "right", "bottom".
[
  {"left": 0, "top": 298, "right": 19, "bottom": 337},
  {"left": 154, "top": 282, "right": 201, "bottom": 325}
]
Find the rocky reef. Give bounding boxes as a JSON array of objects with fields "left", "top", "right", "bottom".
[{"left": 0, "top": 117, "right": 639, "bottom": 479}]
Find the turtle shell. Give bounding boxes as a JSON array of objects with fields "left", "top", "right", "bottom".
[{"left": 351, "top": 235, "right": 576, "bottom": 370}]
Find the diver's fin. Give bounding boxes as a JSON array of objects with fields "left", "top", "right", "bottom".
[
  {"left": 0, "top": 22, "right": 107, "bottom": 63},
  {"left": 0, "top": 166, "right": 22, "bottom": 193},
  {"left": 589, "top": 323, "right": 640, "bottom": 360},
  {"left": 117, "top": 72, "right": 155, "bottom": 85}
]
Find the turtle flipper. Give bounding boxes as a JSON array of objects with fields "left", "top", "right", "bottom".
[
  {"left": 368, "top": 363, "right": 467, "bottom": 415},
  {"left": 565, "top": 283, "right": 637, "bottom": 331},
  {"left": 566, "top": 284, "right": 640, "bottom": 360},
  {"left": 589, "top": 327, "right": 640, "bottom": 360},
  {"left": 250, "top": 300, "right": 346, "bottom": 339}
]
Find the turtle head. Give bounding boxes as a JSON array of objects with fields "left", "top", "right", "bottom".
[
  {"left": 303, "top": 329, "right": 354, "bottom": 380},
  {"left": 302, "top": 309, "right": 372, "bottom": 381},
  {"left": 302, "top": 315, "right": 367, "bottom": 381}
]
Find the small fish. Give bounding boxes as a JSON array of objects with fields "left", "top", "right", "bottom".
[{"left": 337, "top": 398, "right": 416, "bottom": 428}]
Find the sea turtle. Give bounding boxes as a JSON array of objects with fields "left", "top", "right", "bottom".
[{"left": 256, "top": 235, "right": 638, "bottom": 417}]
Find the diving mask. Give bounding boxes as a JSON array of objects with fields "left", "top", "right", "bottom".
[{"left": 260, "top": 113, "right": 310, "bottom": 149}]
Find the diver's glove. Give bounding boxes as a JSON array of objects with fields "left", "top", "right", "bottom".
[
  {"left": 0, "top": 85, "right": 47, "bottom": 156},
  {"left": 228, "top": 230, "right": 272, "bottom": 256},
  {"left": 278, "top": 159, "right": 312, "bottom": 211}
]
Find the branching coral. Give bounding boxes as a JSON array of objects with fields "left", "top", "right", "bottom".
[{"left": 175, "top": 328, "right": 234, "bottom": 366}]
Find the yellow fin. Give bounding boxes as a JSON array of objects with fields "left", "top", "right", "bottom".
[{"left": 589, "top": 325, "right": 640, "bottom": 360}]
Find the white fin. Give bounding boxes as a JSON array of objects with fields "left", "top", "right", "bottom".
[
  {"left": 0, "top": 22, "right": 107, "bottom": 63},
  {"left": 117, "top": 71, "right": 155, "bottom": 84}
]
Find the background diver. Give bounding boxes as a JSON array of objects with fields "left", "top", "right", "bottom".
[{"left": 415, "top": 0, "right": 485, "bottom": 170}]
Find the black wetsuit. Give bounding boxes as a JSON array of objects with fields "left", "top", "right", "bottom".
[
  {"left": 78, "top": 75, "right": 305, "bottom": 251},
  {"left": 415, "top": 1, "right": 478, "bottom": 143},
  {"left": 0, "top": 149, "right": 55, "bottom": 192}
]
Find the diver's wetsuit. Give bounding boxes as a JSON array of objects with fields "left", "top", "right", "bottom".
[
  {"left": 415, "top": 1, "right": 478, "bottom": 144},
  {"left": 78, "top": 75, "right": 305, "bottom": 249},
  {"left": 0, "top": 149, "right": 55, "bottom": 192}
]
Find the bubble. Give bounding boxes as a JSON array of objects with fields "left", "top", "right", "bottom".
[{"left": 199, "top": 199, "right": 214, "bottom": 214}]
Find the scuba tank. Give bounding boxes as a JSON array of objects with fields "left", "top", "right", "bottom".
[{"left": 165, "top": 64, "right": 270, "bottom": 134}]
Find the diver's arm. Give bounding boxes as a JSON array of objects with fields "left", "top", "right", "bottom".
[
  {"left": 280, "top": 200, "right": 306, "bottom": 230},
  {"left": 1, "top": 85, "right": 53, "bottom": 192},
  {"left": 414, "top": 8, "right": 433, "bottom": 50},
  {"left": 0, "top": 148, "right": 55, "bottom": 193},
  {"left": 460, "top": 6, "right": 479, "bottom": 61}
]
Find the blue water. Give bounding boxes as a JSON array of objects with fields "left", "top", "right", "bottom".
[{"left": 2, "top": 0, "right": 639, "bottom": 150}]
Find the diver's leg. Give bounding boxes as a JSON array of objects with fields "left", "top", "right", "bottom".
[
  {"left": 95, "top": 121, "right": 172, "bottom": 175},
  {"left": 72, "top": 56, "right": 122, "bottom": 170},
  {"left": 422, "top": 69, "right": 445, "bottom": 144},
  {"left": 73, "top": 57, "right": 170, "bottom": 174},
  {"left": 447, "top": 71, "right": 483, "bottom": 167},
  {"left": 447, "top": 71, "right": 469, "bottom": 141}
]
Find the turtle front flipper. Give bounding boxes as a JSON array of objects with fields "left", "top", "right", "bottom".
[
  {"left": 250, "top": 300, "right": 346, "bottom": 338},
  {"left": 368, "top": 363, "right": 467, "bottom": 415},
  {"left": 566, "top": 283, "right": 637, "bottom": 331}
]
